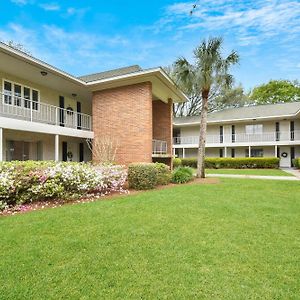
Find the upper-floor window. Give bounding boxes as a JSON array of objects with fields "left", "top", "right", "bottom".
[
  {"left": 2, "top": 79, "right": 39, "bottom": 111},
  {"left": 245, "top": 124, "right": 263, "bottom": 134}
]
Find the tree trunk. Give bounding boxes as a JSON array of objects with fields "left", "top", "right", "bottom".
[{"left": 196, "top": 91, "right": 209, "bottom": 178}]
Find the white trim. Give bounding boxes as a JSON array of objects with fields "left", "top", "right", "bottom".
[
  {"left": 0, "top": 116, "right": 94, "bottom": 139},
  {"left": 0, "top": 42, "right": 86, "bottom": 86},
  {"left": 0, "top": 127, "right": 2, "bottom": 161},
  {"left": 55, "top": 134, "right": 59, "bottom": 162}
]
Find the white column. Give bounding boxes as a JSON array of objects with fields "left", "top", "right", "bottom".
[
  {"left": 182, "top": 148, "right": 185, "bottom": 158},
  {"left": 55, "top": 134, "right": 59, "bottom": 162},
  {"left": 275, "top": 145, "right": 278, "bottom": 157},
  {"left": 248, "top": 145, "right": 251, "bottom": 157},
  {"left": 0, "top": 128, "right": 3, "bottom": 161},
  {"left": 224, "top": 147, "right": 227, "bottom": 158}
]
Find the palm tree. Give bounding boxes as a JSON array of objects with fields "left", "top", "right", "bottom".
[{"left": 173, "top": 37, "right": 239, "bottom": 178}]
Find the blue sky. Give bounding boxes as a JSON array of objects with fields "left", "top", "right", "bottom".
[{"left": 0, "top": 0, "right": 300, "bottom": 90}]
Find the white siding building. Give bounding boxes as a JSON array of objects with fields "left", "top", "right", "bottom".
[{"left": 173, "top": 102, "right": 300, "bottom": 167}]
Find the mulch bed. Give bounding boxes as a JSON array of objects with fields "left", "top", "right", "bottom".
[{"left": 1, "top": 177, "right": 220, "bottom": 217}]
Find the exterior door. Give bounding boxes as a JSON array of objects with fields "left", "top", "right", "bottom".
[
  {"left": 59, "top": 96, "right": 65, "bottom": 127},
  {"left": 279, "top": 146, "right": 291, "bottom": 168}
]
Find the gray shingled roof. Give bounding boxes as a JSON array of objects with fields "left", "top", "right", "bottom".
[
  {"left": 174, "top": 102, "right": 300, "bottom": 125},
  {"left": 78, "top": 65, "right": 143, "bottom": 83}
]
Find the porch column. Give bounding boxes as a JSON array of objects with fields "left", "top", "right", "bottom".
[
  {"left": 224, "top": 147, "right": 227, "bottom": 158},
  {"left": 173, "top": 148, "right": 176, "bottom": 156},
  {"left": 275, "top": 145, "right": 278, "bottom": 157},
  {"left": 182, "top": 148, "right": 185, "bottom": 158},
  {"left": 248, "top": 145, "right": 251, "bottom": 157},
  {"left": 55, "top": 134, "right": 59, "bottom": 162},
  {"left": 0, "top": 128, "right": 3, "bottom": 161}
]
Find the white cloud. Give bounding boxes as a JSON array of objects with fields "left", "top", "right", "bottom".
[
  {"left": 39, "top": 3, "right": 60, "bottom": 11},
  {"left": 164, "top": 1, "right": 300, "bottom": 45},
  {"left": 10, "top": 0, "right": 28, "bottom": 5}
]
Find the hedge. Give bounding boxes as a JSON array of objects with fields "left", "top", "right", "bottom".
[
  {"left": 179, "top": 157, "right": 280, "bottom": 169},
  {"left": 0, "top": 161, "right": 127, "bottom": 210},
  {"left": 292, "top": 158, "right": 300, "bottom": 169}
]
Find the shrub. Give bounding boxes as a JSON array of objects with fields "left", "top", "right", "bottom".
[
  {"left": 172, "top": 166, "right": 194, "bottom": 184},
  {"left": 292, "top": 158, "right": 300, "bottom": 169},
  {"left": 155, "top": 163, "right": 171, "bottom": 185},
  {"left": 173, "top": 158, "right": 182, "bottom": 168},
  {"left": 180, "top": 157, "right": 280, "bottom": 169},
  {"left": 128, "top": 163, "right": 158, "bottom": 190},
  {"left": 205, "top": 157, "right": 280, "bottom": 169},
  {"left": 182, "top": 158, "right": 197, "bottom": 168},
  {"left": 0, "top": 161, "right": 127, "bottom": 210}
]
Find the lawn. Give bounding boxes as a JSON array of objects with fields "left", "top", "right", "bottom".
[
  {"left": 1, "top": 179, "right": 300, "bottom": 299},
  {"left": 205, "top": 168, "right": 292, "bottom": 176}
]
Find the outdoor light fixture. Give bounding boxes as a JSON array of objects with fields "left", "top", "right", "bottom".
[{"left": 40, "top": 71, "right": 48, "bottom": 76}]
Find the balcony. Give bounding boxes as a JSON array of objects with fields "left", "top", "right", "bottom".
[
  {"left": 174, "top": 131, "right": 300, "bottom": 146},
  {"left": 0, "top": 92, "right": 92, "bottom": 131},
  {"left": 152, "top": 139, "right": 168, "bottom": 156}
]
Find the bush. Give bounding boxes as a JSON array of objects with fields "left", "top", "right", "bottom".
[
  {"left": 0, "top": 161, "right": 127, "bottom": 210},
  {"left": 292, "top": 158, "right": 300, "bottom": 169},
  {"left": 128, "top": 163, "right": 158, "bottom": 190},
  {"left": 155, "top": 163, "right": 171, "bottom": 185},
  {"left": 205, "top": 157, "right": 280, "bottom": 169},
  {"left": 172, "top": 167, "right": 194, "bottom": 184},
  {"left": 180, "top": 157, "right": 280, "bottom": 169},
  {"left": 173, "top": 158, "right": 182, "bottom": 168},
  {"left": 182, "top": 158, "right": 197, "bottom": 168}
]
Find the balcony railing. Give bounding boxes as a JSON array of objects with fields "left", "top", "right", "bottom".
[
  {"left": 174, "top": 131, "right": 300, "bottom": 145},
  {"left": 152, "top": 139, "right": 167, "bottom": 155},
  {"left": 0, "top": 91, "right": 92, "bottom": 131}
]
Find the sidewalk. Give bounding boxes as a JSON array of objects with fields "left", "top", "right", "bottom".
[
  {"left": 206, "top": 174, "right": 299, "bottom": 181},
  {"left": 280, "top": 168, "right": 300, "bottom": 179}
]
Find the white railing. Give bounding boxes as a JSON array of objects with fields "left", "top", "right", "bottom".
[
  {"left": 152, "top": 139, "right": 167, "bottom": 155},
  {"left": 174, "top": 131, "right": 300, "bottom": 145},
  {"left": 0, "top": 92, "right": 92, "bottom": 131}
]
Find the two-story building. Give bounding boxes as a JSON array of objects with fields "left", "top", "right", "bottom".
[
  {"left": 0, "top": 42, "right": 187, "bottom": 165},
  {"left": 173, "top": 103, "right": 300, "bottom": 167}
]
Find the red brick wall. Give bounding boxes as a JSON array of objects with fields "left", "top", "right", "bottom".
[
  {"left": 152, "top": 99, "right": 173, "bottom": 156},
  {"left": 92, "top": 82, "right": 153, "bottom": 165}
]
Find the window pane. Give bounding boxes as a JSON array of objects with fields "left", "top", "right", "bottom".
[
  {"left": 32, "top": 90, "right": 39, "bottom": 110},
  {"left": 14, "top": 84, "right": 22, "bottom": 106},
  {"left": 24, "top": 87, "right": 31, "bottom": 108},
  {"left": 4, "top": 81, "right": 12, "bottom": 104},
  {"left": 245, "top": 124, "right": 263, "bottom": 134}
]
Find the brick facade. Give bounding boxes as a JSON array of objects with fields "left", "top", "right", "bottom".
[{"left": 92, "top": 82, "right": 153, "bottom": 165}]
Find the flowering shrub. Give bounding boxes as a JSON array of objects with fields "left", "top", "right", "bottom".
[{"left": 0, "top": 161, "right": 127, "bottom": 210}]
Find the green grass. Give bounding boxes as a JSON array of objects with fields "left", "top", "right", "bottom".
[
  {"left": 1, "top": 179, "right": 300, "bottom": 299},
  {"left": 205, "top": 168, "right": 292, "bottom": 176}
]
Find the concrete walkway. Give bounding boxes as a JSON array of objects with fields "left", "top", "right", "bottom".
[
  {"left": 206, "top": 174, "right": 299, "bottom": 181},
  {"left": 280, "top": 168, "right": 300, "bottom": 179}
]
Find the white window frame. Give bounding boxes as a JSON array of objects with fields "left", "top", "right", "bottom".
[
  {"left": 2, "top": 79, "right": 40, "bottom": 111},
  {"left": 245, "top": 124, "right": 263, "bottom": 135}
]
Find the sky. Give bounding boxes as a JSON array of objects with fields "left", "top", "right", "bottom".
[{"left": 0, "top": 0, "right": 300, "bottom": 90}]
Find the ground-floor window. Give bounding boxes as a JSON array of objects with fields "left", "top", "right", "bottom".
[
  {"left": 231, "top": 148, "right": 235, "bottom": 158},
  {"left": 219, "top": 148, "right": 224, "bottom": 158},
  {"left": 245, "top": 148, "right": 264, "bottom": 157},
  {"left": 6, "top": 140, "right": 42, "bottom": 161}
]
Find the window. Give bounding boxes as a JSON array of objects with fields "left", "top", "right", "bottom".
[
  {"left": 275, "top": 122, "right": 280, "bottom": 141},
  {"left": 232, "top": 125, "right": 235, "bottom": 143},
  {"left": 220, "top": 126, "right": 224, "bottom": 143},
  {"left": 219, "top": 148, "right": 223, "bottom": 158},
  {"left": 246, "top": 148, "right": 263, "bottom": 157},
  {"left": 231, "top": 148, "right": 235, "bottom": 158},
  {"left": 4, "top": 81, "right": 12, "bottom": 104},
  {"left": 290, "top": 121, "right": 295, "bottom": 141},
  {"left": 14, "top": 84, "right": 22, "bottom": 106},
  {"left": 2, "top": 79, "right": 39, "bottom": 110},
  {"left": 245, "top": 124, "right": 263, "bottom": 134}
]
